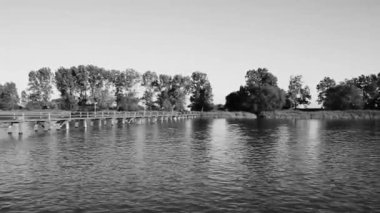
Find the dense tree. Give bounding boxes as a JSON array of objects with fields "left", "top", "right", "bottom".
[
  {"left": 287, "top": 75, "right": 311, "bottom": 108},
  {"left": 171, "top": 75, "right": 191, "bottom": 111},
  {"left": 98, "top": 70, "right": 116, "bottom": 110},
  {"left": 155, "top": 74, "right": 191, "bottom": 111},
  {"left": 189, "top": 72, "right": 213, "bottom": 111},
  {"left": 225, "top": 86, "right": 250, "bottom": 112},
  {"left": 112, "top": 69, "right": 141, "bottom": 110},
  {"left": 225, "top": 68, "right": 285, "bottom": 114},
  {"left": 26, "top": 67, "right": 54, "bottom": 106},
  {"left": 156, "top": 74, "right": 173, "bottom": 111},
  {"left": 141, "top": 71, "right": 159, "bottom": 110},
  {"left": 347, "top": 74, "right": 380, "bottom": 109},
  {"left": 245, "top": 68, "right": 278, "bottom": 88},
  {"left": 248, "top": 85, "right": 286, "bottom": 113},
  {"left": 323, "top": 84, "right": 364, "bottom": 110},
  {"left": 87, "top": 65, "right": 105, "bottom": 104},
  {"left": 316, "top": 77, "right": 336, "bottom": 105},
  {"left": 71, "top": 65, "right": 90, "bottom": 106},
  {"left": 55, "top": 67, "right": 78, "bottom": 110},
  {"left": 0, "top": 82, "right": 19, "bottom": 110}
]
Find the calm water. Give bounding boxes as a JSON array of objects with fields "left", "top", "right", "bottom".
[{"left": 0, "top": 119, "right": 379, "bottom": 212}]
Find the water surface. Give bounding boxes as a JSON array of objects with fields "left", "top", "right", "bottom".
[{"left": 1, "top": 119, "right": 379, "bottom": 212}]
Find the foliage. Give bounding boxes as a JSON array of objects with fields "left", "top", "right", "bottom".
[
  {"left": 71, "top": 65, "right": 89, "bottom": 106},
  {"left": 117, "top": 93, "right": 141, "bottom": 111},
  {"left": 156, "top": 74, "right": 191, "bottom": 111},
  {"left": 225, "top": 68, "right": 285, "bottom": 115},
  {"left": 189, "top": 71, "right": 213, "bottom": 111},
  {"left": 245, "top": 68, "right": 278, "bottom": 88},
  {"left": 225, "top": 86, "right": 250, "bottom": 112},
  {"left": 346, "top": 74, "right": 380, "bottom": 109},
  {"left": 287, "top": 75, "right": 311, "bottom": 108},
  {"left": 141, "top": 71, "right": 159, "bottom": 110},
  {"left": 55, "top": 67, "right": 78, "bottom": 110},
  {"left": 318, "top": 73, "right": 380, "bottom": 110},
  {"left": 0, "top": 82, "right": 20, "bottom": 110},
  {"left": 26, "top": 67, "right": 54, "bottom": 106},
  {"left": 323, "top": 84, "right": 364, "bottom": 110},
  {"left": 87, "top": 65, "right": 105, "bottom": 103},
  {"left": 316, "top": 77, "right": 336, "bottom": 105}
]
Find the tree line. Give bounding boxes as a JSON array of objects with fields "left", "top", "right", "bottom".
[
  {"left": 0, "top": 65, "right": 213, "bottom": 111},
  {"left": 316, "top": 74, "right": 380, "bottom": 110},
  {"left": 225, "top": 68, "right": 380, "bottom": 115},
  {"left": 2, "top": 66, "right": 379, "bottom": 113}
]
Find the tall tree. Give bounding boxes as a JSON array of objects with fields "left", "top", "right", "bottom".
[
  {"left": 171, "top": 74, "right": 191, "bottom": 111},
  {"left": 241, "top": 68, "right": 285, "bottom": 114},
  {"left": 87, "top": 65, "right": 105, "bottom": 103},
  {"left": 348, "top": 74, "right": 379, "bottom": 109},
  {"left": 316, "top": 77, "right": 336, "bottom": 105},
  {"left": 71, "top": 65, "right": 89, "bottom": 106},
  {"left": 0, "top": 82, "right": 19, "bottom": 110},
  {"left": 55, "top": 67, "right": 77, "bottom": 110},
  {"left": 27, "top": 67, "right": 54, "bottom": 106},
  {"left": 287, "top": 75, "right": 311, "bottom": 108},
  {"left": 95, "top": 69, "right": 115, "bottom": 109},
  {"left": 141, "top": 71, "right": 159, "bottom": 110},
  {"left": 157, "top": 74, "right": 173, "bottom": 111},
  {"left": 190, "top": 71, "right": 213, "bottom": 111}
]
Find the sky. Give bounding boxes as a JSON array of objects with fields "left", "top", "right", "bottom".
[{"left": 1, "top": 0, "right": 379, "bottom": 107}]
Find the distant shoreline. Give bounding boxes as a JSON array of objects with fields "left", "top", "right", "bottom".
[
  {"left": 2, "top": 109, "right": 380, "bottom": 120},
  {"left": 200, "top": 111, "right": 257, "bottom": 119},
  {"left": 201, "top": 110, "right": 380, "bottom": 120},
  {"left": 260, "top": 110, "right": 380, "bottom": 120}
]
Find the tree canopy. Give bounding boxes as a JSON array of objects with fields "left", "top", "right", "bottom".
[
  {"left": 225, "top": 68, "right": 285, "bottom": 115},
  {"left": 0, "top": 82, "right": 19, "bottom": 110},
  {"left": 317, "top": 73, "right": 380, "bottom": 110},
  {"left": 189, "top": 72, "right": 213, "bottom": 111},
  {"left": 26, "top": 67, "right": 54, "bottom": 107},
  {"left": 286, "top": 75, "right": 311, "bottom": 109}
]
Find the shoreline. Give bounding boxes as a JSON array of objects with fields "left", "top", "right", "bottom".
[
  {"left": 260, "top": 110, "right": 380, "bottom": 120},
  {"left": 200, "top": 111, "right": 257, "bottom": 119},
  {"left": 201, "top": 110, "right": 380, "bottom": 120}
]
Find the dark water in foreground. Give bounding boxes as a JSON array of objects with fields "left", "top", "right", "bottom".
[{"left": 0, "top": 119, "right": 380, "bottom": 212}]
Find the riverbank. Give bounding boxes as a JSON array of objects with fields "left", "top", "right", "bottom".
[
  {"left": 260, "top": 110, "right": 380, "bottom": 120},
  {"left": 201, "top": 111, "right": 257, "bottom": 119}
]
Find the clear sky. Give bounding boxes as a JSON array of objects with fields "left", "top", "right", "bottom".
[{"left": 1, "top": 0, "right": 379, "bottom": 106}]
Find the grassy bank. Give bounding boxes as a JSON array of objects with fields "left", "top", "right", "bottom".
[
  {"left": 260, "top": 110, "right": 380, "bottom": 120},
  {"left": 200, "top": 111, "right": 257, "bottom": 119}
]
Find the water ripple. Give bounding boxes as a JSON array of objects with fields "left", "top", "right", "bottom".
[{"left": 0, "top": 119, "right": 379, "bottom": 212}]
